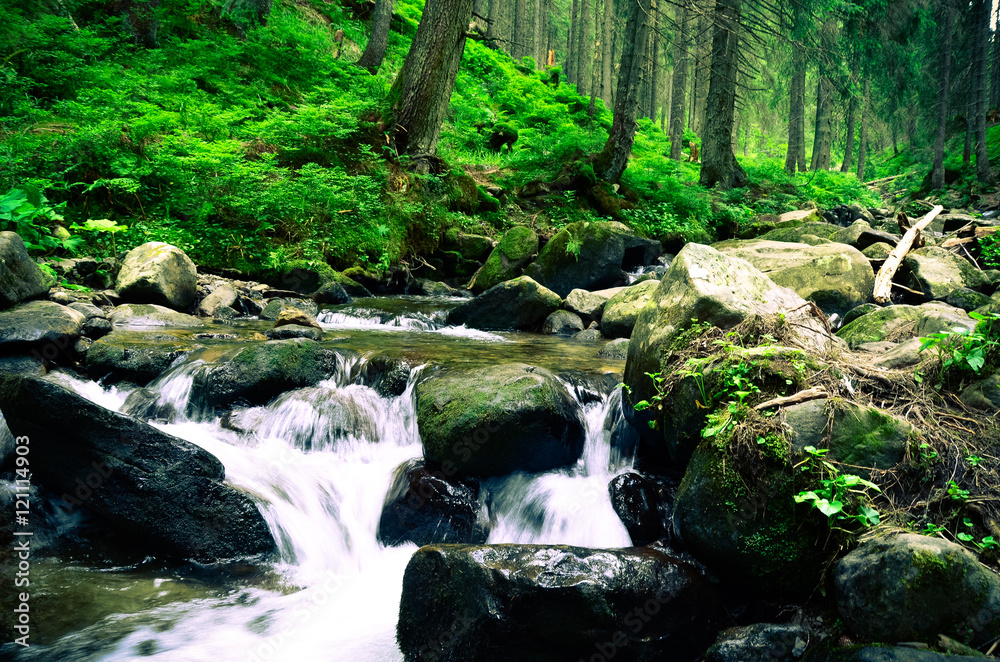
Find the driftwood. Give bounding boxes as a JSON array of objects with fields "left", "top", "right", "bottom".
[
  {"left": 873, "top": 205, "right": 944, "bottom": 304},
  {"left": 754, "top": 387, "right": 827, "bottom": 411}
]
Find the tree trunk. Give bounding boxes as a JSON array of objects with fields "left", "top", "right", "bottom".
[
  {"left": 699, "top": 0, "right": 746, "bottom": 189},
  {"left": 567, "top": 0, "right": 579, "bottom": 84},
  {"left": 487, "top": 0, "right": 503, "bottom": 49},
  {"left": 472, "top": 0, "right": 488, "bottom": 31},
  {"left": 576, "top": 0, "right": 591, "bottom": 95},
  {"left": 974, "top": 0, "right": 992, "bottom": 185},
  {"left": 856, "top": 75, "right": 869, "bottom": 180},
  {"left": 224, "top": 0, "right": 272, "bottom": 35},
  {"left": 589, "top": 0, "right": 600, "bottom": 113},
  {"left": 513, "top": 0, "right": 528, "bottom": 59},
  {"left": 601, "top": 0, "right": 613, "bottom": 107},
  {"left": 810, "top": 76, "right": 832, "bottom": 170},
  {"left": 841, "top": 53, "right": 859, "bottom": 172},
  {"left": 533, "top": 0, "right": 545, "bottom": 67},
  {"left": 931, "top": 0, "right": 956, "bottom": 191},
  {"left": 647, "top": 0, "right": 659, "bottom": 121},
  {"left": 356, "top": 0, "right": 396, "bottom": 69},
  {"left": 690, "top": 2, "right": 711, "bottom": 137},
  {"left": 593, "top": 0, "right": 652, "bottom": 183},
  {"left": 784, "top": 45, "right": 805, "bottom": 174},
  {"left": 992, "top": 0, "right": 1000, "bottom": 109},
  {"left": 123, "top": 0, "right": 161, "bottom": 47},
  {"left": 669, "top": 3, "right": 689, "bottom": 159},
  {"left": 388, "top": 0, "right": 475, "bottom": 166}
]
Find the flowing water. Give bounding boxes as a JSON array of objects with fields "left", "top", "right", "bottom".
[{"left": 1, "top": 297, "right": 634, "bottom": 662}]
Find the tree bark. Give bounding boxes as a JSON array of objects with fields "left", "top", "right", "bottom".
[
  {"left": 699, "top": 0, "right": 746, "bottom": 189},
  {"left": 356, "top": 0, "right": 396, "bottom": 70},
  {"left": 810, "top": 19, "right": 835, "bottom": 171},
  {"left": 123, "top": 0, "right": 160, "bottom": 47},
  {"left": 593, "top": 0, "right": 652, "bottom": 183},
  {"left": 841, "top": 53, "right": 859, "bottom": 173},
  {"left": 388, "top": 0, "right": 475, "bottom": 166},
  {"left": 931, "top": 0, "right": 956, "bottom": 191},
  {"left": 533, "top": 0, "right": 545, "bottom": 66},
  {"left": 873, "top": 206, "right": 944, "bottom": 305},
  {"left": 856, "top": 74, "right": 869, "bottom": 180},
  {"left": 992, "top": 0, "right": 1000, "bottom": 110},
  {"left": 513, "top": 0, "right": 528, "bottom": 59},
  {"left": 576, "top": 0, "right": 592, "bottom": 95},
  {"left": 669, "top": 2, "right": 689, "bottom": 159},
  {"left": 601, "top": 0, "right": 613, "bottom": 107},
  {"left": 690, "top": 1, "right": 711, "bottom": 137},
  {"left": 487, "top": 0, "right": 503, "bottom": 50},
  {"left": 567, "top": 0, "right": 579, "bottom": 84},
  {"left": 647, "top": 0, "right": 660, "bottom": 121},
  {"left": 784, "top": 47, "right": 805, "bottom": 174},
  {"left": 974, "top": 0, "right": 992, "bottom": 185}
]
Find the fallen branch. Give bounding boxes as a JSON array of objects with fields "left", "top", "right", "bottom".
[
  {"left": 755, "top": 387, "right": 827, "bottom": 410},
  {"left": 866, "top": 174, "right": 905, "bottom": 186},
  {"left": 873, "top": 205, "right": 944, "bottom": 304}
]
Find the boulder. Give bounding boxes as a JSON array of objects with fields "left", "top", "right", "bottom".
[
  {"left": 377, "top": 459, "right": 490, "bottom": 547},
  {"left": 836, "top": 303, "right": 975, "bottom": 349},
  {"left": 541, "top": 310, "right": 584, "bottom": 335},
  {"left": 808, "top": 646, "right": 986, "bottom": 662},
  {"left": 862, "top": 242, "right": 895, "bottom": 260},
  {"left": 870, "top": 337, "right": 926, "bottom": 370},
  {"left": 67, "top": 301, "right": 105, "bottom": 319},
  {"left": 274, "top": 260, "right": 370, "bottom": 297},
  {"left": 777, "top": 209, "right": 823, "bottom": 224},
  {"left": 601, "top": 280, "right": 661, "bottom": 339},
  {"left": 0, "top": 375, "right": 275, "bottom": 562},
  {"left": 715, "top": 240, "right": 874, "bottom": 317},
  {"left": 265, "top": 324, "right": 323, "bottom": 341},
  {"left": 0, "top": 231, "right": 50, "bottom": 308},
  {"left": 705, "top": 623, "right": 810, "bottom": 662},
  {"left": 903, "top": 247, "right": 990, "bottom": 300},
  {"left": 783, "top": 399, "right": 913, "bottom": 476},
  {"left": 108, "top": 303, "right": 206, "bottom": 328},
  {"left": 197, "top": 282, "right": 237, "bottom": 316},
  {"left": 523, "top": 221, "right": 661, "bottom": 297},
  {"left": 415, "top": 363, "right": 585, "bottom": 477},
  {"left": 835, "top": 533, "right": 1000, "bottom": 646},
  {"left": 86, "top": 330, "right": 195, "bottom": 385},
  {"left": 447, "top": 276, "right": 561, "bottom": 331},
  {"left": 608, "top": 472, "right": 672, "bottom": 546},
  {"left": 573, "top": 328, "right": 602, "bottom": 341},
  {"left": 467, "top": 227, "right": 539, "bottom": 294},
  {"left": 275, "top": 306, "right": 321, "bottom": 330},
  {"left": 945, "top": 287, "right": 992, "bottom": 312},
  {"left": 196, "top": 339, "right": 340, "bottom": 410},
  {"left": 260, "top": 298, "right": 319, "bottom": 321},
  {"left": 830, "top": 220, "right": 900, "bottom": 251},
  {"left": 563, "top": 288, "right": 610, "bottom": 323},
  {"left": 312, "top": 281, "right": 351, "bottom": 305},
  {"left": 409, "top": 278, "right": 459, "bottom": 297},
  {"left": 960, "top": 374, "right": 1000, "bottom": 410},
  {"left": 456, "top": 233, "right": 495, "bottom": 261},
  {"left": 397, "top": 544, "right": 722, "bottom": 662},
  {"left": 0, "top": 300, "right": 84, "bottom": 360},
  {"left": 598, "top": 338, "right": 630, "bottom": 360},
  {"left": 624, "top": 243, "right": 837, "bottom": 421},
  {"left": 116, "top": 242, "right": 198, "bottom": 309},
  {"left": 358, "top": 355, "right": 413, "bottom": 398},
  {"left": 673, "top": 435, "right": 832, "bottom": 596},
  {"left": 82, "top": 317, "right": 113, "bottom": 339},
  {"left": 759, "top": 221, "right": 841, "bottom": 244}
]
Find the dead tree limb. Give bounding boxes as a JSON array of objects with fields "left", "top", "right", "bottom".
[{"left": 873, "top": 205, "right": 944, "bottom": 304}]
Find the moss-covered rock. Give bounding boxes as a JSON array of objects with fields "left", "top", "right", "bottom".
[
  {"left": 0, "top": 300, "right": 85, "bottom": 360},
  {"left": 601, "top": 279, "right": 660, "bottom": 339},
  {"left": 836, "top": 302, "right": 974, "bottom": 349},
  {"left": 523, "top": 220, "right": 661, "bottom": 297},
  {"left": 903, "top": 246, "right": 990, "bottom": 300},
  {"left": 946, "top": 287, "right": 993, "bottom": 312},
  {"left": 86, "top": 330, "right": 196, "bottom": 385},
  {"left": 830, "top": 220, "right": 900, "bottom": 251},
  {"left": 108, "top": 303, "right": 206, "bottom": 328},
  {"left": 0, "top": 231, "right": 50, "bottom": 309},
  {"left": 541, "top": 309, "right": 584, "bottom": 335},
  {"left": 835, "top": 533, "right": 1000, "bottom": 646},
  {"left": 759, "top": 221, "right": 841, "bottom": 243},
  {"left": 862, "top": 242, "right": 895, "bottom": 260},
  {"left": 714, "top": 239, "right": 875, "bottom": 317},
  {"left": 415, "top": 363, "right": 585, "bottom": 476},
  {"left": 116, "top": 242, "right": 198, "bottom": 309},
  {"left": 467, "top": 226, "right": 539, "bottom": 294},
  {"left": 447, "top": 276, "right": 561, "bottom": 331},
  {"left": 276, "top": 260, "right": 370, "bottom": 297}
]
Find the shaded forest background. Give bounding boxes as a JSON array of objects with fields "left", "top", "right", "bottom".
[{"left": 1, "top": 0, "right": 998, "bottom": 281}]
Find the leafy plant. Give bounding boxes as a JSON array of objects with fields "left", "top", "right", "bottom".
[
  {"left": 947, "top": 480, "right": 970, "bottom": 502},
  {"left": 0, "top": 187, "right": 79, "bottom": 253},
  {"left": 919, "top": 311, "right": 1000, "bottom": 384},
  {"left": 978, "top": 232, "right": 1000, "bottom": 268},
  {"left": 794, "top": 445, "right": 881, "bottom": 530}
]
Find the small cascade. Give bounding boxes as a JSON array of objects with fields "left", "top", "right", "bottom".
[{"left": 317, "top": 307, "right": 442, "bottom": 331}]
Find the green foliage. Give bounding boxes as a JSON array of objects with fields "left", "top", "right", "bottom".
[
  {"left": 793, "top": 445, "right": 881, "bottom": 530},
  {"left": 978, "top": 232, "right": 1000, "bottom": 268},
  {"left": 919, "top": 311, "right": 1000, "bottom": 386},
  {"left": 0, "top": 186, "right": 79, "bottom": 253}
]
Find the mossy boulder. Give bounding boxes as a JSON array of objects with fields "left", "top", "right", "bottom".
[
  {"left": 783, "top": 399, "right": 913, "bottom": 477},
  {"left": 830, "top": 220, "right": 900, "bottom": 251},
  {"left": 672, "top": 434, "right": 832, "bottom": 597},
  {"left": 415, "top": 363, "right": 585, "bottom": 477},
  {"left": 455, "top": 233, "right": 495, "bottom": 261},
  {"left": 0, "top": 300, "right": 85, "bottom": 360},
  {"left": 276, "top": 260, "right": 370, "bottom": 297},
  {"left": 836, "top": 302, "right": 975, "bottom": 349},
  {"left": 835, "top": 534, "right": 1000, "bottom": 646},
  {"left": 467, "top": 226, "right": 539, "bottom": 294},
  {"left": 109, "top": 303, "right": 206, "bottom": 328},
  {"left": 714, "top": 239, "right": 875, "bottom": 317},
  {"left": 116, "top": 242, "right": 198, "bottom": 309},
  {"left": 523, "top": 220, "right": 661, "bottom": 297},
  {"left": 0, "top": 231, "right": 50, "bottom": 309},
  {"left": 759, "top": 221, "right": 841, "bottom": 244},
  {"left": 862, "top": 242, "right": 895, "bottom": 260},
  {"left": 945, "top": 287, "right": 993, "bottom": 312},
  {"left": 447, "top": 276, "right": 561, "bottom": 331},
  {"left": 541, "top": 309, "right": 584, "bottom": 335},
  {"left": 903, "top": 246, "right": 990, "bottom": 300},
  {"left": 86, "top": 330, "right": 195, "bottom": 385},
  {"left": 600, "top": 279, "right": 660, "bottom": 339},
  {"left": 563, "top": 288, "right": 612, "bottom": 323}
]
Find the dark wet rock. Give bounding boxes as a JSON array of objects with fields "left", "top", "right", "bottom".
[
  {"left": 409, "top": 278, "right": 459, "bottom": 297},
  {"left": 705, "top": 623, "right": 810, "bottom": 662},
  {"left": 108, "top": 303, "right": 206, "bottom": 328},
  {"left": 82, "top": 317, "right": 112, "bottom": 339},
  {"left": 835, "top": 533, "right": 1000, "bottom": 646},
  {"left": 523, "top": 220, "right": 661, "bottom": 297},
  {"left": 377, "top": 459, "right": 490, "bottom": 547},
  {"left": 196, "top": 339, "right": 341, "bottom": 410},
  {"left": 312, "top": 281, "right": 351, "bottom": 305},
  {"left": 601, "top": 280, "right": 660, "bottom": 339},
  {"left": 608, "top": 472, "right": 673, "bottom": 546},
  {"left": 359, "top": 355, "right": 412, "bottom": 398},
  {"left": 397, "top": 543, "right": 722, "bottom": 662},
  {"left": 86, "top": 330, "right": 195, "bottom": 385},
  {"left": 67, "top": 301, "right": 105, "bottom": 319},
  {"left": 447, "top": 276, "right": 561, "bottom": 331},
  {"left": 542, "top": 309, "right": 584, "bottom": 335},
  {"left": 0, "top": 374, "right": 275, "bottom": 562},
  {"left": 467, "top": 226, "right": 539, "bottom": 294},
  {"left": 807, "top": 645, "right": 986, "bottom": 662},
  {"left": 598, "top": 338, "right": 629, "bottom": 360},
  {"left": 0, "top": 231, "right": 50, "bottom": 309},
  {"left": 265, "top": 324, "right": 323, "bottom": 341},
  {"left": 0, "top": 300, "right": 85, "bottom": 361},
  {"left": 116, "top": 242, "right": 198, "bottom": 309},
  {"left": 415, "top": 363, "right": 585, "bottom": 477}
]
